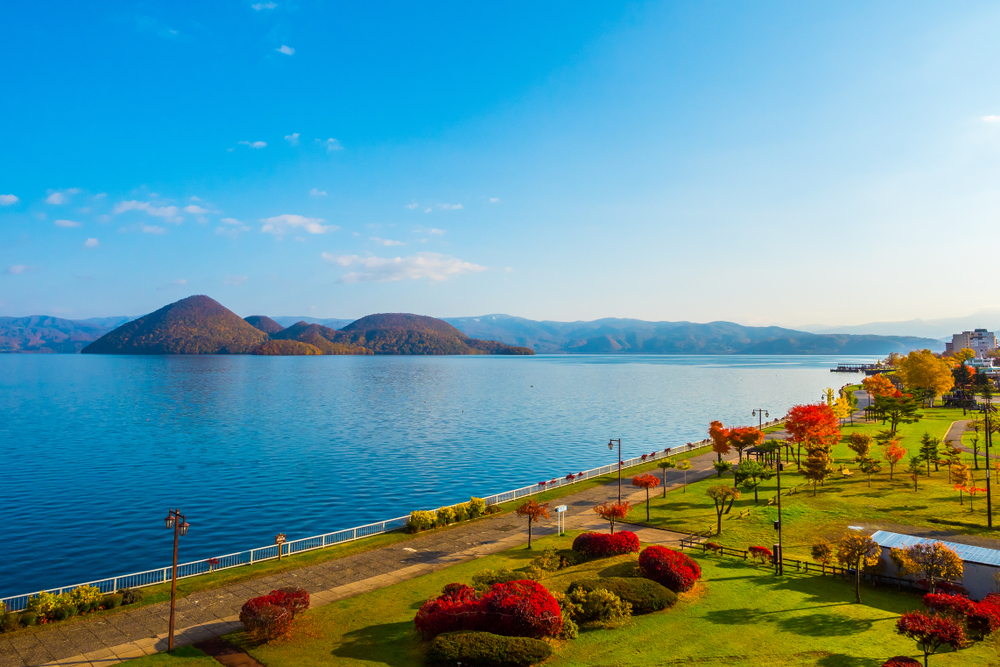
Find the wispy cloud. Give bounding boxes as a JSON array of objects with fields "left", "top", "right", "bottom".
[
  {"left": 225, "top": 275, "right": 249, "bottom": 285},
  {"left": 437, "top": 203, "right": 463, "bottom": 210},
  {"left": 261, "top": 214, "right": 336, "bottom": 235},
  {"left": 5, "top": 264, "right": 32, "bottom": 275},
  {"left": 284, "top": 132, "right": 300, "bottom": 146},
  {"left": 142, "top": 225, "right": 167, "bottom": 234},
  {"left": 46, "top": 192, "right": 66, "bottom": 205},
  {"left": 84, "top": 238, "right": 100, "bottom": 248},
  {"left": 504, "top": 266, "right": 513, "bottom": 273},
  {"left": 489, "top": 198, "right": 500, "bottom": 203},
  {"left": 321, "top": 251, "right": 485, "bottom": 283},
  {"left": 238, "top": 140, "right": 267, "bottom": 149},
  {"left": 317, "top": 138, "right": 343, "bottom": 152},
  {"left": 114, "top": 200, "right": 183, "bottom": 223},
  {"left": 157, "top": 279, "right": 187, "bottom": 290},
  {"left": 309, "top": 188, "right": 327, "bottom": 197},
  {"left": 0, "top": 194, "right": 19, "bottom": 205},
  {"left": 415, "top": 227, "right": 446, "bottom": 235},
  {"left": 251, "top": 2, "right": 277, "bottom": 9},
  {"left": 370, "top": 237, "right": 405, "bottom": 246},
  {"left": 405, "top": 202, "right": 419, "bottom": 210},
  {"left": 983, "top": 115, "right": 1000, "bottom": 123},
  {"left": 276, "top": 45, "right": 295, "bottom": 55},
  {"left": 220, "top": 217, "right": 243, "bottom": 225},
  {"left": 55, "top": 219, "right": 81, "bottom": 228},
  {"left": 216, "top": 223, "right": 251, "bottom": 238},
  {"left": 183, "top": 205, "right": 209, "bottom": 215}
]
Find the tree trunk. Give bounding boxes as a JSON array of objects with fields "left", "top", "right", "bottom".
[
  {"left": 855, "top": 559, "right": 862, "bottom": 604},
  {"left": 716, "top": 508, "right": 722, "bottom": 535},
  {"left": 528, "top": 518, "right": 532, "bottom": 548},
  {"left": 662, "top": 470, "right": 667, "bottom": 498},
  {"left": 683, "top": 470, "right": 687, "bottom": 492},
  {"left": 610, "top": 518, "right": 615, "bottom": 535},
  {"left": 646, "top": 489, "right": 650, "bottom": 521},
  {"left": 754, "top": 483, "right": 759, "bottom": 503}
]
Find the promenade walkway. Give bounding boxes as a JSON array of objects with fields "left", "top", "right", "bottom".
[{"left": 0, "top": 444, "right": 735, "bottom": 667}]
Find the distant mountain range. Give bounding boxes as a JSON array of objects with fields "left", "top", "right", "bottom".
[
  {"left": 797, "top": 308, "right": 1000, "bottom": 340},
  {"left": 1, "top": 302, "right": 947, "bottom": 355}
]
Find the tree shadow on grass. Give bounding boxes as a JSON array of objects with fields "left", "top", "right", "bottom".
[
  {"left": 775, "top": 612, "right": 873, "bottom": 636},
  {"left": 332, "top": 620, "right": 419, "bottom": 667},
  {"left": 597, "top": 560, "right": 640, "bottom": 578},
  {"left": 815, "top": 652, "right": 877, "bottom": 667}
]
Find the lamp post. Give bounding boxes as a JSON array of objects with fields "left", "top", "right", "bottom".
[
  {"left": 980, "top": 399, "right": 995, "bottom": 529},
  {"left": 608, "top": 438, "right": 622, "bottom": 502},
  {"left": 775, "top": 460, "right": 784, "bottom": 575},
  {"left": 752, "top": 408, "right": 770, "bottom": 466},
  {"left": 164, "top": 509, "right": 190, "bottom": 652}
]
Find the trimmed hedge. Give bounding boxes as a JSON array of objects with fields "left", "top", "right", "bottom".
[
  {"left": 426, "top": 631, "right": 552, "bottom": 667},
  {"left": 568, "top": 577, "right": 677, "bottom": 614},
  {"left": 571, "top": 531, "right": 640, "bottom": 558},
  {"left": 415, "top": 580, "right": 563, "bottom": 640},
  {"left": 638, "top": 545, "right": 701, "bottom": 593}
]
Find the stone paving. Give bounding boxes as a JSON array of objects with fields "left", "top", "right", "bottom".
[{"left": 0, "top": 444, "right": 732, "bottom": 667}]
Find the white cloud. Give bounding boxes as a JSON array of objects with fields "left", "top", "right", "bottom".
[
  {"left": 309, "top": 188, "right": 327, "bottom": 197},
  {"left": 157, "top": 279, "right": 187, "bottom": 290},
  {"left": 415, "top": 227, "right": 446, "bottom": 235},
  {"left": 284, "top": 132, "right": 300, "bottom": 146},
  {"left": 46, "top": 192, "right": 66, "bottom": 205},
  {"left": 371, "top": 237, "right": 405, "bottom": 246},
  {"left": 321, "top": 251, "right": 486, "bottom": 283},
  {"left": 424, "top": 208, "right": 431, "bottom": 213},
  {"left": 225, "top": 275, "right": 249, "bottom": 286},
  {"left": 189, "top": 196, "right": 201, "bottom": 201},
  {"left": 261, "top": 214, "right": 336, "bottom": 235},
  {"left": 0, "top": 194, "right": 18, "bottom": 205},
  {"left": 277, "top": 45, "right": 295, "bottom": 55},
  {"left": 437, "top": 203, "right": 463, "bottom": 210},
  {"left": 221, "top": 217, "right": 243, "bottom": 225},
  {"left": 983, "top": 115, "right": 1000, "bottom": 123},
  {"left": 251, "top": 2, "right": 277, "bottom": 9},
  {"left": 94, "top": 193, "right": 106, "bottom": 199},
  {"left": 216, "top": 225, "right": 251, "bottom": 238},
  {"left": 183, "top": 205, "right": 209, "bottom": 214},
  {"left": 504, "top": 266, "right": 513, "bottom": 273},
  {"left": 142, "top": 224, "right": 167, "bottom": 234},
  {"left": 405, "top": 202, "right": 419, "bottom": 210},
  {"left": 5, "top": 264, "right": 28, "bottom": 275},
  {"left": 489, "top": 198, "right": 500, "bottom": 203},
  {"left": 114, "top": 200, "right": 183, "bottom": 223},
  {"left": 317, "top": 137, "right": 343, "bottom": 152},
  {"left": 66, "top": 188, "right": 81, "bottom": 195},
  {"left": 238, "top": 140, "right": 267, "bottom": 149},
  {"left": 84, "top": 238, "right": 99, "bottom": 248},
  {"left": 55, "top": 219, "right": 81, "bottom": 228}
]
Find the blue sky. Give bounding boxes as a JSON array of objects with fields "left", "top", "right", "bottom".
[{"left": 3, "top": 1, "right": 1000, "bottom": 326}]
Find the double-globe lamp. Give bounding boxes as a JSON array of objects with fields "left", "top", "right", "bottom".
[{"left": 164, "top": 509, "right": 190, "bottom": 652}]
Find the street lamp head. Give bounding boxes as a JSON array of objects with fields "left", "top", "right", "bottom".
[
  {"left": 765, "top": 411, "right": 769, "bottom": 418},
  {"left": 608, "top": 440, "right": 614, "bottom": 450},
  {"left": 179, "top": 521, "right": 190, "bottom": 536},
  {"left": 752, "top": 409, "right": 756, "bottom": 417},
  {"left": 165, "top": 513, "right": 175, "bottom": 530}
]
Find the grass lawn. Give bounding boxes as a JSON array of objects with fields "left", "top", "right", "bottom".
[
  {"left": 118, "top": 646, "right": 216, "bottom": 666},
  {"left": 124, "top": 531, "right": 993, "bottom": 667},
  {"left": 627, "top": 407, "right": 996, "bottom": 554}
]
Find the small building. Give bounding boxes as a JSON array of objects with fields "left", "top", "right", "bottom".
[
  {"left": 945, "top": 329, "right": 998, "bottom": 358},
  {"left": 870, "top": 530, "right": 1000, "bottom": 600}
]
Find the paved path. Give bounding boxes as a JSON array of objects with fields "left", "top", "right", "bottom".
[
  {"left": 0, "top": 445, "right": 734, "bottom": 667},
  {"left": 943, "top": 419, "right": 1000, "bottom": 464}
]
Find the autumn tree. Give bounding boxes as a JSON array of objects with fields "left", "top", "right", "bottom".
[
  {"left": 709, "top": 421, "right": 731, "bottom": 462},
  {"left": 656, "top": 459, "right": 675, "bottom": 497},
  {"left": 896, "top": 611, "right": 967, "bottom": 667},
  {"left": 784, "top": 403, "right": 841, "bottom": 469},
  {"left": 631, "top": 473, "right": 660, "bottom": 521},
  {"left": 832, "top": 393, "right": 853, "bottom": 424},
  {"left": 802, "top": 450, "right": 835, "bottom": 496},
  {"left": 835, "top": 533, "right": 882, "bottom": 603},
  {"left": 734, "top": 458, "right": 771, "bottom": 503},
  {"left": 727, "top": 426, "right": 763, "bottom": 462},
  {"left": 874, "top": 394, "right": 921, "bottom": 434},
  {"left": 847, "top": 432, "right": 873, "bottom": 461},
  {"left": 516, "top": 500, "right": 550, "bottom": 548},
  {"left": 941, "top": 440, "right": 963, "bottom": 471},
  {"left": 882, "top": 441, "right": 906, "bottom": 480},
  {"left": 919, "top": 432, "right": 942, "bottom": 475},
  {"left": 677, "top": 460, "right": 692, "bottom": 493},
  {"left": 898, "top": 349, "right": 955, "bottom": 405},
  {"left": 706, "top": 485, "right": 740, "bottom": 535},
  {"left": 863, "top": 374, "right": 897, "bottom": 400},
  {"left": 811, "top": 539, "right": 834, "bottom": 575},
  {"left": 950, "top": 463, "right": 971, "bottom": 504},
  {"left": 969, "top": 419, "right": 983, "bottom": 469},
  {"left": 907, "top": 456, "right": 923, "bottom": 492},
  {"left": 593, "top": 501, "right": 630, "bottom": 535},
  {"left": 858, "top": 457, "right": 882, "bottom": 487},
  {"left": 894, "top": 542, "right": 963, "bottom": 593}
]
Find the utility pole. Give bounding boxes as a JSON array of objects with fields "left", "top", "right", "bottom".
[{"left": 608, "top": 438, "right": 622, "bottom": 502}]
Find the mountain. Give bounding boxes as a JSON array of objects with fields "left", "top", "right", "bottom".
[
  {"left": 442, "top": 314, "right": 944, "bottom": 355},
  {"left": 340, "top": 313, "right": 534, "bottom": 355},
  {"left": 797, "top": 309, "right": 1000, "bottom": 339},
  {"left": 244, "top": 315, "right": 285, "bottom": 335},
  {"left": 272, "top": 316, "right": 354, "bottom": 329},
  {"left": 0, "top": 316, "right": 115, "bottom": 353},
  {"left": 271, "top": 322, "right": 372, "bottom": 355},
  {"left": 81, "top": 295, "right": 268, "bottom": 355},
  {"left": 251, "top": 340, "right": 323, "bottom": 355}
]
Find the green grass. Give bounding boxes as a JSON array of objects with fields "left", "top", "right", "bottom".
[
  {"left": 122, "top": 531, "right": 991, "bottom": 667},
  {"left": 118, "top": 646, "right": 216, "bottom": 666},
  {"left": 628, "top": 407, "right": 993, "bottom": 555}
]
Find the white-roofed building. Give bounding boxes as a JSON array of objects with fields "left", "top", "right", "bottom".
[{"left": 871, "top": 530, "right": 1000, "bottom": 600}]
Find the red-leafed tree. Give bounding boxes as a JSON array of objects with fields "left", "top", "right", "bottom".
[
  {"left": 883, "top": 441, "right": 907, "bottom": 480},
  {"left": 728, "top": 426, "right": 764, "bottom": 462},
  {"left": 515, "top": 500, "right": 550, "bottom": 548},
  {"left": 709, "top": 420, "right": 731, "bottom": 461},
  {"left": 895, "top": 611, "right": 967, "bottom": 667},
  {"left": 593, "top": 501, "right": 631, "bottom": 534},
  {"left": 631, "top": 473, "right": 661, "bottom": 521},
  {"left": 784, "top": 403, "right": 841, "bottom": 468}
]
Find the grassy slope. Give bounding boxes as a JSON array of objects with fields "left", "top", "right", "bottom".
[
  {"left": 125, "top": 532, "right": 989, "bottom": 667},
  {"left": 628, "top": 407, "right": 997, "bottom": 554}
]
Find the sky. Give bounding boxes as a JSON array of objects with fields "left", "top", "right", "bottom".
[{"left": 3, "top": 1, "right": 1000, "bottom": 327}]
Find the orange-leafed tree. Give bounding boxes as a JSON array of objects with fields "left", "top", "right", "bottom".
[
  {"left": 862, "top": 374, "right": 897, "bottom": 400},
  {"left": 709, "top": 421, "right": 731, "bottom": 462},
  {"left": 784, "top": 403, "right": 841, "bottom": 468},
  {"left": 593, "top": 501, "right": 630, "bottom": 534},
  {"left": 882, "top": 441, "right": 907, "bottom": 480},
  {"left": 515, "top": 500, "right": 550, "bottom": 548},
  {"left": 728, "top": 426, "right": 764, "bottom": 462},
  {"left": 631, "top": 473, "right": 661, "bottom": 521}
]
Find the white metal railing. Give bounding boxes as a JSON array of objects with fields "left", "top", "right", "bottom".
[{"left": 0, "top": 418, "right": 783, "bottom": 612}]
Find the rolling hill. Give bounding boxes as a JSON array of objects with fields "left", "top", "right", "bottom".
[
  {"left": 81, "top": 295, "right": 268, "bottom": 355},
  {"left": 340, "top": 313, "right": 534, "bottom": 355},
  {"left": 244, "top": 315, "right": 285, "bottom": 335},
  {"left": 0, "top": 316, "right": 119, "bottom": 353},
  {"left": 270, "top": 322, "right": 372, "bottom": 355}
]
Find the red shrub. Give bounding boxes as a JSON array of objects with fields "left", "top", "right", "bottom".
[
  {"left": 934, "top": 581, "right": 969, "bottom": 596},
  {"left": 968, "top": 593, "right": 1000, "bottom": 638},
  {"left": 638, "top": 545, "right": 702, "bottom": 593},
  {"left": 272, "top": 587, "right": 310, "bottom": 617},
  {"left": 881, "top": 658, "right": 921, "bottom": 667},
  {"left": 896, "top": 611, "right": 967, "bottom": 658},
  {"left": 414, "top": 579, "right": 562, "bottom": 640},
  {"left": 239, "top": 587, "right": 311, "bottom": 641},
  {"left": 571, "top": 531, "right": 641, "bottom": 558},
  {"left": 923, "top": 592, "right": 975, "bottom": 619},
  {"left": 748, "top": 546, "right": 773, "bottom": 565}
]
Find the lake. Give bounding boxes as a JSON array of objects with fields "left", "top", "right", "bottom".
[{"left": 0, "top": 354, "right": 873, "bottom": 595}]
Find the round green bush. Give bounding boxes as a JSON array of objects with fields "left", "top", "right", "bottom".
[
  {"left": 102, "top": 594, "right": 123, "bottom": 610},
  {"left": 50, "top": 606, "right": 72, "bottom": 621},
  {"left": 19, "top": 612, "right": 38, "bottom": 627},
  {"left": 117, "top": 588, "right": 145, "bottom": 605},
  {"left": 426, "top": 631, "right": 553, "bottom": 667},
  {"left": 0, "top": 613, "right": 20, "bottom": 633},
  {"left": 568, "top": 577, "right": 677, "bottom": 614}
]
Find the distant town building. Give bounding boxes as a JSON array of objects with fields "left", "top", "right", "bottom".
[{"left": 944, "top": 328, "right": 997, "bottom": 358}]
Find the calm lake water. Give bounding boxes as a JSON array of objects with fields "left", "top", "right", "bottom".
[{"left": 0, "top": 354, "right": 873, "bottom": 595}]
